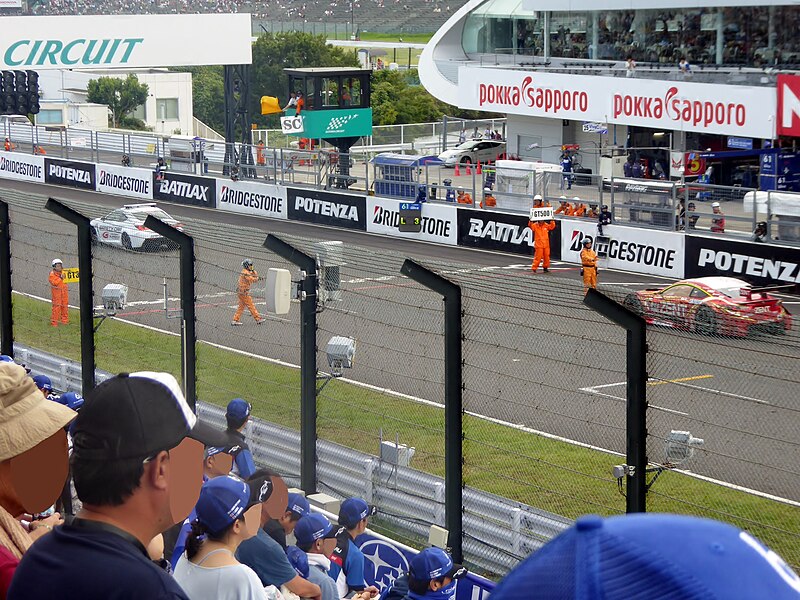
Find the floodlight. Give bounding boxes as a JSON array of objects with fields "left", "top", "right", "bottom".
[
  {"left": 101, "top": 283, "right": 128, "bottom": 315},
  {"left": 326, "top": 336, "right": 356, "bottom": 375}
]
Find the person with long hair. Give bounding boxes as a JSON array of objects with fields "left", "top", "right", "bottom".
[{"left": 174, "top": 474, "right": 274, "bottom": 600}]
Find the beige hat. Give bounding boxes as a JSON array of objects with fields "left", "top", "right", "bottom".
[{"left": 0, "top": 363, "right": 76, "bottom": 462}]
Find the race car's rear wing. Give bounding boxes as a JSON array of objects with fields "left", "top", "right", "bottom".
[{"left": 741, "top": 284, "right": 795, "bottom": 300}]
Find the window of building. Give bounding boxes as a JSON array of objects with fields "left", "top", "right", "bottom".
[
  {"left": 36, "top": 109, "right": 63, "bottom": 125},
  {"left": 156, "top": 98, "right": 179, "bottom": 120}
]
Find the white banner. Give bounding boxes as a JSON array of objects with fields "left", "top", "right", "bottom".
[
  {"left": 529, "top": 206, "right": 554, "bottom": 221},
  {"left": 95, "top": 164, "right": 152, "bottom": 199},
  {"left": 458, "top": 67, "right": 775, "bottom": 139},
  {"left": 368, "top": 197, "right": 457, "bottom": 245},
  {"left": 0, "top": 14, "right": 251, "bottom": 70},
  {"left": 0, "top": 0, "right": 22, "bottom": 7},
  {"left": 217, "top": 179, "right": 287, "bottom": 220},
  {"left": 0, "top": 151, "right": 44, "bottom": 183},
  {"left": 560, "top": 220, "right": 685, "bottom": 278}
]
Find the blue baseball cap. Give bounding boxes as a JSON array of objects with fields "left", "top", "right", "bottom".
[
  {"left": 409, "top": 547, "right": 467, "bottom": 582},
  {"left": 0, "top": 355, "right": 29, "bottom": 374},
  {"left": 56, "top": 392, "right": 84, "bottom": 411},
  {"left": 226, "top": 398, "right": 251, "bottom": 422},
  {"left": 286, "top": 545, "right": 309, "bottom": 578},
  {"left": 287, "top": 493, "right": 310, "bottom": 518},
  {"left": 32, "top": 375, "right": 53, "bottom": 392},
  {"left": 294, "top": 513, "right": 337, "bottom": 547},
  {"left": 490, "top": 514, "right": 800, "bottom": 600},
  {"left": 204, "top": 445, "right": 242, "bottom": 460},
  {"left": 338, "top": 497, "right": 376, "bottom": 529},
  {"left": 195, "top": 474, "right": 274, "bottom": 536}
]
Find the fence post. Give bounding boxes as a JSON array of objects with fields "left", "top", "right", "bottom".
[
  {"left": 263, "top": 234, "right": 318, "bottom": 495},
  {"left": 45, "top": 198, "right": 96, "bottom": 394},
  {"left": 399, "top": 258, "right": 463, "bottom": 563},
  {"left": 0, "top": 200, "right": 12, "bottom": 356},
  {"left": 583, "top": 288, "right": 647, "bottom": 513},
  {"left": 143, "top": 215, "right": 197, "bottom": 409}
]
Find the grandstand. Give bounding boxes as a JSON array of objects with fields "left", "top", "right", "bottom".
[{"left": 3, "top": 0, "right": 460, "bottom": 34}]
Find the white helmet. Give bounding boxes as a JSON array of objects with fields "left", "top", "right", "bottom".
[
  {"left": 52, "top": 258, "right": 63, "bottom": 267},
  {"left": 559, "top": 195, "right": 567, "bottom": 200},
  {"left": 712, "top": 202, "right": 720, "bottom": 208},
  {"left": 484, "top": 187, "right": 492, "bottom": 192},
  {"left": 573, "top": 197, "right": 580, "bottom": 202},
  {"left": 533, "top": 194, "right": 543, "bottom": 201}
]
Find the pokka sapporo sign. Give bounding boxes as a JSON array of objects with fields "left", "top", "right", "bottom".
[
  {"left": 458, "top": 66, "right": 776, "bottom": 139},
  {"left": 0, "top": 13, "right": 252, "bottom": 70}
]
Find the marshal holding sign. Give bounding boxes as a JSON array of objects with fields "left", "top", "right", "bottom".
[{"left": 529, "top": 206, "right": 554, "bottom": 221}]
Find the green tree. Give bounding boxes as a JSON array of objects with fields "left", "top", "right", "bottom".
[
  {"left": 183, "top": 66, "right": 225, "bottom": 135},
  {"left": 86, "top": 74, "right": 148, "bottom": 129}
]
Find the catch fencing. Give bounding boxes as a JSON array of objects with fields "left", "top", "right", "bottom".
[{"left": 1, "top": 186, "right": 798, "bottom": 576}]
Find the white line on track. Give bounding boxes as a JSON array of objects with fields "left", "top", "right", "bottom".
[{"left": 578, "top": 386, "right": 689, "bottom": 416}]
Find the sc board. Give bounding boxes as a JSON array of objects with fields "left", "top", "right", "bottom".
[{"left": 398, "top": 202, "right": 422, "bottom": 233}]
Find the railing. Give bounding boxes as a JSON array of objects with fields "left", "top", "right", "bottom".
[{"left": 16, "top": 341, "right": 571, "bottom": 575}]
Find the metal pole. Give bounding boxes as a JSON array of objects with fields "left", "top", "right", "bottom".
[
  {"left": 264, "top": 234, "right": 318, "bottom": 494},
  {"left": 144, "top": 215, "right": 196, "bottom": 409},
  {"left": 400, "top": 258, "right": 463, "bottom": 563},
  {"left": 0, "top": 200, "right": 13, "bottom": 356},
  {"left": 583, "top": 288, "right": 648, "bottom": 513},
  {"left": 45, "top": 198, "right": 95, "bottom": 394}
]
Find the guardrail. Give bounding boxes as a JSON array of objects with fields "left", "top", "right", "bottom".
[{"left": 15, "top": 341, "right": 572, "bottom": 575}]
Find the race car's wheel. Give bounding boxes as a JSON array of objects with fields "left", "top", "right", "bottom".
[
  {"left": 624, "top": 294, "right": 643, "bottom": 316},
  {"left": 121, "top": 233, "right": 132, "bottom": 250},
  {"left": 460, "top": 156, "right": 472, "bottom": 165},
  {"left": 694, "top": 306, "right": 717, "bottom": 335}
]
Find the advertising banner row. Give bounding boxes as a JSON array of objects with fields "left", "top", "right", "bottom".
[{"left": 1, "top": 151, "right": 798, "bottom": 287}]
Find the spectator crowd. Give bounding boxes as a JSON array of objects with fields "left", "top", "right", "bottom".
[{"left": 0, "top": 356, "right": 797, "bottom": 599}]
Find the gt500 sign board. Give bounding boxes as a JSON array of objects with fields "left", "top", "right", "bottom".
[
  {"left": 368, "top": 197, "right": 457, "bottom": 245},
  {"left": 561, "top": 220, "right": 684, "bottom": 278},
  {"left": 0, "top": 14, "right": 251, "bottom": 70},
  {"left": 0, "top": 151, "right": 44, "bottom": 183},
  {"left": 459, "top": 67, "right": 775, "bottom": 139},
  {"left": 217, "top": 179, "right": 287, "bottom": 220},
  {"left": 96, "top": 164, "right": 152, "bottom": 199}
]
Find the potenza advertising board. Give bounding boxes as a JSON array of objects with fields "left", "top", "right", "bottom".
[
  {"left": 153, "top": 172, "right": 215, "bottom": 208},
  {"left": 217, "top": 179, "right": 287, "bottom": 220},
  {"left": 287, "top": 188, "right": 366, "bottom": 230},
  {"left": 368, "top": 197, "right": 457, "bottom": 245},
  {"left": 95, "top": 164, "right": 152, "bottom": 199},
  {"left": 0, "top": 14, "right": 251, "bottom": 70},
  {"left": 560, "top": 221, "right": 684, "bottom": 278},
  {"left": 0, "top": 151, "right": 44, "bottom": 183},
  {"left": 456, "top": 208, "right": 561, "bottom": 258},
  {"left": 458, "top": 67, "right": 775, "bottom": 139},
  {"left": 686, "top": 235, "right": 800, "bottom": 288},
  {"left": 44, "top": 158, "right": 95, "bottom": 190}
]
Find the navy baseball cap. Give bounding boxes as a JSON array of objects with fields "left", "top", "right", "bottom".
[
  {"left": 0, "top": 355, "right": 29, "bottom": 374},
  {"left": 490, "top": 514, "right": 800, "bottom": 600},
  {"left": 286, "top": 545, "right": 310, "bottom": 578},
  {"left": 56, "top": 391, "right": 84, "bottom": 411},
  {"left": 287, "top": 493, "right": 310, "bottom": 518},
  {"left": 294, "top": 513, "right": 337, "bottom": 547},
  {"left": 226, "top": 398, "right": 251, "bottom": 422},
  {"left": 338, "top": 497, "right": 376, "bottom": 528},
  {"left": 195, "top": 473, "right": 274, "bottom": 536},
  {"left": 32, "top": 375, "right": 53, "bottom": 392},
  {"left": 204, "top": 445, "right": 241, "bottom": 459},
  {"left": 410, "top": 547, "right": 467, "bottom": 582}
]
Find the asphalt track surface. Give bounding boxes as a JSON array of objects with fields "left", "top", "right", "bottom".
[{"left": 1, "top": 178, "right": 798, "bottom": 503}]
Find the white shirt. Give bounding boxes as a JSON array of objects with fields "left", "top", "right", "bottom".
[{"left": 174, "top": 554, "right": 267, "bottom": 600}]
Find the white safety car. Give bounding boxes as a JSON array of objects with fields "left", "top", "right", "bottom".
[
  {"left": 438, "top": 139, "right": 506, "bottom": 167},
  {"left": 90, "top": 203, "right": 183, "bottom": 251}
]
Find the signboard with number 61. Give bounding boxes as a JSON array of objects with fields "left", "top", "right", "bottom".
[{"left": 280, "top": 115, "right": 305, "bottom": 134}]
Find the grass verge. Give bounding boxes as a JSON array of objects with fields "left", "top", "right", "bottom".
[{"left": 13, "top": 293, "right": 800, "bottom": 569}]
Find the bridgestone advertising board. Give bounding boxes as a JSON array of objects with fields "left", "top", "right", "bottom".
[
  {"left": 368, "top": 197, "right": 457, "bottom": 245},
  {"left": 0, "top": 151, "right": 44, "bottom": 183},
  {"left": 153, "top": 172, "right": 215, "bottom": 208},
  {"left": 95, "top": 164, "right": 153, "bottom": 199},
  {"left": 216, "top": 179, "right": 287, "bottom": 220},
  {"left": 560, "top": 220, "right": 684, "bottom": 278},
  {"left": 44, "top": 158, "right": 95, "bottom": 190},
  {"left": 685, "top": 235, "right": 800, "bottom": 287},
  {"left": 287, "top": 188, "right": 366, "bottom": 230},
  {"left": 456, "top": 208, "right": 561, "bottom": 258}
]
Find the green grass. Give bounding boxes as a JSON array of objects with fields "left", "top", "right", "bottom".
[
  {"left": 14, "top": 293, "right": 800, "bottom": 569},
  {"left": 356, "top": 32, "right": 433, "bottom": 44}
]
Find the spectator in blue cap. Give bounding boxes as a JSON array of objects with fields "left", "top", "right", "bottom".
[
  {"left": 264, "top": 492, "right": 310, "bottom": 549},
  {"left": 32, "top": 375, "right": 54, "bottom": 399},
  {"left": 173, "top": 473, "right": 276, "bottom": 599},
  {"left": 489, "top": 513, "right": 800, "bottom": 600},
  {"left": 294, "top": 513, "right": 343, "bottom": 600},
  {"left": 286, "top": 545, "right": 310, "bottom": 578},
  {"left": 225, "top": 398, "right": 255, "bottom": 480},
  {"left": 329, "top": 498, "right": 379, "bottom": 598}
]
